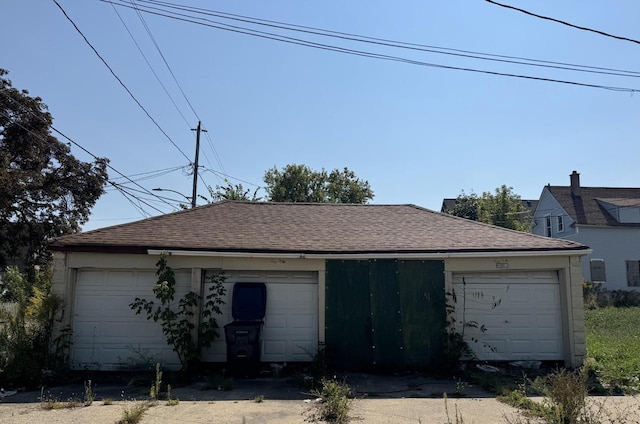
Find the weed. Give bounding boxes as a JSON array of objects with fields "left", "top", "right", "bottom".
[
  {"left": 117, "top": 403, "right": 148, "bottom": 424},
  {"left": 254, "top": 394, "right": 265, "bottom": 403},
  {"left": 84, "top": 379, "right": 94, "bottom": 406},
  {"left": 103, "top": 397, "right": 114, "bottom": 405},
  {"left": 166, "top": 384, "right": 179, "bottom": 406},
  {"left": 305, "top": 377, "right": 352, "bottom": 424},
  {"left": 443, "top": 394, "right": 465, "bottom": 424},
  {"left": 453, "top": 377, "right": 468, "bottom": 397},
  {"left": 149, "top": 363, "right": 162, "bottom": 401}
]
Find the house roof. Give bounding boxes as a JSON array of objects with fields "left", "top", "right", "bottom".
[
  {"left": 51, "top": 201, "right": 587, "bottom": 255},
  {"left": 546, "top": 186, "right": 640, "bottom": 227},
  {"left": 440, "top": 198, "right": 539, "bottom": 213}
]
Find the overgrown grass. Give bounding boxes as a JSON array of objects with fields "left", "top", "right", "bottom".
[
  {"left": 585, "top": 306, "right": 640, "bottom": 393},
  {"left": 305, "top": 378, "right": 353, "bottom": 424},
  {"left": 117, "top": 403, "right": 148, "bottom": 424}
]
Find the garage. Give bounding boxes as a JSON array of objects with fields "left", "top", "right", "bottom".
[
  {"left": 72, "top": 269, "right": 191, "bottom": 370},
  {"left": 51, "top": 201, "right": 590, "bottom": 370},
  {"left": 72, "top": 268, "right": 318, "bottom": 369},
  {"left": 452, "top": 271, "right": 564, "bottom": 361},
  {"left": 202, "top": 270, "right": 319, "bottom": 363}
]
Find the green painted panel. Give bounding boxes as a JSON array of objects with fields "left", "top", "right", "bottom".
[
  {"left": 398, "top": 260, "right": 446, "bottom": 368},
  {"left": 369, "top": 259, "right": 404, "bottom": 369},
  {"left": 325, "top": 260, "right": 372, "bottom": 370}
]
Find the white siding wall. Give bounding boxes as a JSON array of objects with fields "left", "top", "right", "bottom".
[
  {"left": 532, "top": 188, "right": 576, "bottom": 238},
  {"left": 563, "top": 227, "right": 640, "bottom": 291}
]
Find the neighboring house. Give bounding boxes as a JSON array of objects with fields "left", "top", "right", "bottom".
[
  {"left": 50, "top": 201, "right": 589, "bottom": 371},
  {"left": 533, "top": 171, "right": 640, "bottom": 291},
  {"left": 441, "top": 198, "right": 539, "bottom": 215}
]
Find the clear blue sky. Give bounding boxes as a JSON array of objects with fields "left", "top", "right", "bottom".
[{"left": 3, "top": 1, "right": 640, "bottom": 231}]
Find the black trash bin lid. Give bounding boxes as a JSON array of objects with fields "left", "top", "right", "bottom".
[{"left": 231, "top": 282, "right": 267, "bottom": 321}]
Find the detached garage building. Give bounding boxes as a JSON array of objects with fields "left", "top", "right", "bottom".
[{"left": 50, "top": 201, "right": 590, "bottom": 370}]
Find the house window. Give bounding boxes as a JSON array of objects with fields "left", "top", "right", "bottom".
[
  {"left": 557, "top": 215, "right": 564, "bottom": 232},
  {"left": 626, "top": 261, "right": 640, "bottom": 287},
  {"left": 545, "top": 215, "right": 552, "bottom": 237},
  {"left": 590, "top": 259, "right": 606, "bottom": 283}
]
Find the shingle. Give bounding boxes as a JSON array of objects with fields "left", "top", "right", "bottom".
[
  {"left": 51, "top": 201, "right": 586, "bottom": 254},
  {"left": 548, "top": 186, "right": 640, "bottom": 227}
]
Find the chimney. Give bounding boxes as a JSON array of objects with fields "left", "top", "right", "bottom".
[{"left": 570, "top": 170, "right": 581, "bottom": 197}]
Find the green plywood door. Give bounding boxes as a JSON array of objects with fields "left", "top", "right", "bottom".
[
  {"left": 325, "top": 260, "right": 372, "bottom": 370},
  {"left": 325, "top": 259, "right": 445, "bottom": 371},
  {"left": 398, "top": 260, "right": 446, "bottom": 368}
]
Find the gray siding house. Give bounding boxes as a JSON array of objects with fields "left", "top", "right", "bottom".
[{"left": 533, "top": 171, "right": 640, "bottom": 290}]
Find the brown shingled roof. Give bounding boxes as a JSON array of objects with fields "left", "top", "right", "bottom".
[
  {"left": 547, "top": 186, "right": 640, "bottom": 227},
  {"left": 50, "top": 201, "right": 587, "bottom": 255}
]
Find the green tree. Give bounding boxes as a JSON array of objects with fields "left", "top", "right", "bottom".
[
  {"left": 446, "top": 185, "right": 532, "bottom": 232},
  {"left": 264, "top": 164, "right": 373, "bottom": 203},
  {"left": 0, "top": 69, "right": 109, "bottom": 270},
  {"left": 478, "top": 185, "right": 532, "bottom": 232},
  {"left": 448, "top": 190, "right": 480, "bottom": 221},
  {"left": 208, "top": 179, "right": 262, "bottom": 202}
]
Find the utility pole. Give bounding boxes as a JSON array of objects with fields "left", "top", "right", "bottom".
[{"left": 190, "top": 121, "right": 206, "bottom": 208}]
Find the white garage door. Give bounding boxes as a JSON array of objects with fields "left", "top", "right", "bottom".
[
  {"left": 452, "top": 271, "right": 564, "bottom": 361},
  {"left": 72, "top": 269, "right": 191, "bottom": 370},
  {"left": 202, "top": 270, "right": 318, "bottom": 363}
]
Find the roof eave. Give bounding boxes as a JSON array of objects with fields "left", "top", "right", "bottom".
[{"left": 147, "top": 247, "right": 592, "bottom": 260}]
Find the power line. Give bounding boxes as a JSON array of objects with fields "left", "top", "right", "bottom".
[
  {"left": 109, "top": 165, "right": 188, "bottom": 182},
  {"left": 107, "top": 0, "right": 192, "bottom": 128},
  {"left": 136, "top": 0, "right": 640, "bottom": 79},
  {"left": 116, "top": 0, "right": 228, "bottom": 192},
  {"left": 103, "top": 0, "right": 640, "bottom": 93},
  {"left": 0, "top": 89, "right": 176, "bottom": 215},
  {"left": 485, "top": 0, "right": 640, "bottom": 46},
  {"left": 128, "top": 0, "right": 202, "bottom": 120},
  {"left": 203, "top": 168, "right": 261, "bottom": 188},
  {"left": 53, "top": 0, "right": 192, "bottom": 162}
]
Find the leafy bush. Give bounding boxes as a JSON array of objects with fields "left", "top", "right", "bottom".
[
  {"left": 0, "top": 266, "right": 70, "bottom": 387},
  {"left": 130, "top": 254, "right": 226, "bottom": 371},
  {"left": 306, "top": 378, "right": 353, "bottom": 424}
]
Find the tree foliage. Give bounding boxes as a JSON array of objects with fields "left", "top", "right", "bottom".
[
  {"left": 0, "top": 69, "right": 109, "bottom": 269},
  {"left": 263, "top": 164, "right": 374, "bottom": 203},
  {"left": 208, "top": 179, "right": 262, "bottom": 202},
  {"left": 447, "top": 185, "right": 532, "bottom": 232},
  {"left": 130, "top": 255, "right": 226, "bottom": 371}
]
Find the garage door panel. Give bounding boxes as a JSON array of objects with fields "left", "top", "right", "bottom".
[
  {"left": 453, "top": 271, "right": 563, "bottom": 361},
  {"left": 202, "top": 270, "right": 318, "bottom": 363},
  {"left": 72, "top": 269, "right": 192, "bottom": 370}
]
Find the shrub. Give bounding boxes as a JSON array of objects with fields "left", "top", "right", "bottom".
[
  {"left": 130, "top": 254, "right": 226, "bottom": 371},
  {"left": 306, "top": 378, "right": 353, "bottom": 424},
  {"left": 0, "top": 266, "right": 70, "bottom": 387}
]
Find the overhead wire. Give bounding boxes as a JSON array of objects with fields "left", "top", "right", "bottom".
[
  {"left": 53, "top": 0, "right": 192, "bottom": 163},
  {"left": 485, "top": 0, "right": 640, "bottom": 46},
  {"left": 107, "top": 0, "right": 192, "bottom": 127},
  {"left": 0, "top": 88, "right": 178, "bottom": 216},
  {"left": 140, "top": 0, "right": 640, "bottom": 77},
  {"left": 129, "top": 0, "right": 202, "bottom": 120},
  {"left": 102, "top": 0, "right": 640, "bottom": 93},
  {"left": 123, "top": 0, "right": 228, "bottom": 186},
  {"left": 134, "top": 0, "right": 640, "bottom": 79}
]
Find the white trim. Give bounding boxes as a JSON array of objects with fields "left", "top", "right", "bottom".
[{"left": 148, "top": 249, "right": 592, "bottom": 260}]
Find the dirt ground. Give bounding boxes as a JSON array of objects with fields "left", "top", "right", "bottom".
[{"left": 0, "top": 374, "right": 639, "bottom": 423}]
